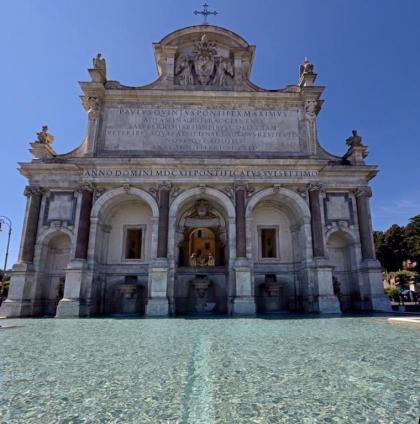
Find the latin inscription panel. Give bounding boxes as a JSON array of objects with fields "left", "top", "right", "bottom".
[{"left": 102, "top": 106, "right": 303, "bottom": 153}]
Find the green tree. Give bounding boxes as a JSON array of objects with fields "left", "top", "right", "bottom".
[
  {"left": 374, "top": 214, "right": 420, "bottom": 272},
  {"left": 404, "top": 214, "right": 420, "bottom": 271},
  {"left": 374, "top": 224, "right": 407, "bottom": 271}
]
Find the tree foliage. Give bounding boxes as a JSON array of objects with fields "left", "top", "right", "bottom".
[{"left": 374, "top": 214, "right": 420, "bottom": 272}]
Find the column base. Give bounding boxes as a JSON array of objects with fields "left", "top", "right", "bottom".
[
  {"left": 371, "top": 295, "right": 392, "bottom": 312},
  {"left": 55, "top": 259, "right": 90, "bottom": 318},
  {"left": 359, "top": 259, "right": 391, "bottom": 312},
  {"left": 147, "top": 259, "right": 169, "bottom": 316},
  {"left": 146, "top": 298, "right": 169, "bottom": 316},
  {"left": 56, "top": 299, "right": 82, "bottom": 318},
  {"left": 318, "top": 295, "right": 341, "bottom": 314},
  {"left": 232, "top": 297, "right": 256, "bottom": 315},
  {"left": 0, "top": 299, "right": 33, "bottom": 317},
  {"left": 233, "top": 258, "right": 256, "bottom": 315},
  {"left": 0, "top": 262, "right": 36, "bottom": 317},
  {"left": 313, "top": 260, "right": 341, "bottom": 314}
]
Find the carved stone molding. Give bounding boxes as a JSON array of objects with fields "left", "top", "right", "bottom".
[
  {"left": 87, "top": 97, "right": 101, "bottom": 121},
  {"left": 148, "top": 183, "right": 180, "bottom": 202},
  {"left": 222, "top": 185, "right": 235, "bottom": 200},
  {"left": 94, "top": 187, "right": 107, "bottom": 200},
  {"left": 304, "top": 98, "right": 318, "bottom": 121},
  {"left": 170, "top": 186, "right": 182, "bottom": 202},
  {"left": 122, "top": 184, "right": 130, "bottom": 193},
  {"left": 148, "top": 186, "right": 159, "bottom": 201},
  {"left": 272, "top": 184, "right": 283, "bottom": 193},
  {"left": 199, "top": 184, "right": 206, "bottom": 194}
]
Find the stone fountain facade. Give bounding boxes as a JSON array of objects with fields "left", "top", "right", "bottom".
[{"left": 0, "top": 24, "right": 390, "bottom": 317}]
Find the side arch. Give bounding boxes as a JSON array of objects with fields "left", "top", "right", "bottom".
[
  {"left": 326, "top": 229, "right": 361, "bottom": 311},
  {"left": 92, "top": 186, "right": 159, "bottom": 219},
  {"left": 246, "top": 187, "right": 311, "bottom": 223}
]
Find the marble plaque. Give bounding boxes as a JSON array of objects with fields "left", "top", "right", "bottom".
[
  {"left": 43, "top": 192, "right": 77, "bottom": 225},
  {"left": 324, "top": 193, "right": 354, "bottom": 224},
  {"left": 101, "top": 106, "right": 302, "bottom": 153}
]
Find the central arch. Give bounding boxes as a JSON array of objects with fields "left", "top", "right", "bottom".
[{"left": 168, "top": 187, "right": 236, "bottom": 315}]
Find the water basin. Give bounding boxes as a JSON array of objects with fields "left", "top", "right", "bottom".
[{"left": 0, "top": 315, "right": 419, "bottom": 423}]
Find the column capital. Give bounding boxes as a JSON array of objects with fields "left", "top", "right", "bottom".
[
  {"left": 355, "top": 186, "right": 372, "bottom": 198},
  {"left": 81, "top": 96, "right": 102, "bottom": 121},
  {"left": 307, "top": 182, "right": 323, "bottom": 192},
  {"left": 24, "top": 186, "right": 44, "bottom": 197},
  {"left": 234, "top": 182, "right": 247, "bottom": 191},
  {"left": 76, "top": 182, "right": 96, "bottom": 193},
  {"left": 158, "top": 182, "right": 172, "bottom": 191}
]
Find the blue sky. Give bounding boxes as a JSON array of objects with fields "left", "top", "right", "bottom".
[{"left": 0, "top": 0, "right": 419, "bottom": 264}]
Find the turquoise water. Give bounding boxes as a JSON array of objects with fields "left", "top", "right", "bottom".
[{"left": 0, "top": 316, "right": 419, "bottom": 424}]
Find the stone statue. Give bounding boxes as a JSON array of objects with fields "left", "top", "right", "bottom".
[
  {"left": 346, "top": 130, "right": 364, "bottom": 148},
  {"left": 174, "top": 55, "right": 194, "bottom": 86},
  {"left": 214, "top": 57, "right": 234, "bottom": 87},
  {"left": 207, "top": 253, "right": 215, "bottom": 267},
  {"left": 195, "top": 199, "right": 210, "bottom": 218},
  {"left": 190, "top": 253, "right": 197, "bottom": 267},
  {"left": 93, "top": 53, "right": 106, "bottom": 74},
  {"left": 304, "top": 99, "right": 318, "bottom": 120},
  {"left": 300, "top": 57, "right": 314, "bottom": 77},
  {"left": 87, "top": 96, "right": 101, "bottom": 121},
  {"left": 35, "top": 126, "right": 54, "bottom": 145}
]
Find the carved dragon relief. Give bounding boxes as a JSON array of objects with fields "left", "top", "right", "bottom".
[{"left": 174, "top": 34, "right": 234, "bottom": 87}]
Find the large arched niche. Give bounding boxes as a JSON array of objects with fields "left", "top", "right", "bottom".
[
  {"left": 246, "top": 187, "right": 312, "bottom": 312},
  {"left": 168, "top": 187, "right": 235, "bottom": 315},
  {"left": 326, "top": 229, "right": 360, "bottom": 312},
  {"left": 168, "top": 187, "right": 235, "bottom": 266},
  {"left": 88, "top": 187, "right": 158, "bottom": 316},
  {"left": 90, "top": 187, "right": 158, "bottom": 264},
  {"left": 36, "top": 230, "right": 72, "bottom": 316}
]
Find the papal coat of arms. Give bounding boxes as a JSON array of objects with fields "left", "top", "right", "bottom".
[{"left": 174, "top": 34, "right": 234, "bottom": 87}]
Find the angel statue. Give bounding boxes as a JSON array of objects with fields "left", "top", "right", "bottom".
[
  {"left": 35, "top": 126, "right": 54, "bottom": 145},
  {"left": 345, "top": 130, "right": 364, "bottom": 148},
  {"left": 300, "top": 57, "right": 314, "bottom": 77},
  {"left": 92, "top": 53, "right": 106, "bottom": 75},
  {"left": 175, "top": 55, "right": 194, "bottom": 86}
]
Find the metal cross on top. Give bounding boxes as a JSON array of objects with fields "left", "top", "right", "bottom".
[{"left": 194, "top": 3, "right": 218, "bottom": 25}]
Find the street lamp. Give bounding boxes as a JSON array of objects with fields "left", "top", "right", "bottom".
[{"left": 0, "top": 216, "right": 12, "bottom": 301}]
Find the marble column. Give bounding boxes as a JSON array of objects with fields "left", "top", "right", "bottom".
[
  {"left": 355, "top": 186, "right": 391, "bottom": 312},
  {"left": 157, "top": 185, "right": 170, "bottom": 258},
  {"left": 0, "top": 186, "right": 43, "bottom": 317},
  {"left": 235, "top": 186, "right": 247, "bottom": 258},
  {"left": 56, "top": 186, "right": 93, "bottom": 317},
  {"left": 355, "top": 187, "right": 375, "bottom": 260},
  {"left": 147, "top": 184, "right": 170, "bottom": 316},
  {"left": 20, "top": 186, "right": 43, "bottom": 263},
  {"left": 308, "top": 184, "right": 340, "bottom": 313},
  {"left": 308, "top": 184, "right": 325, "bottom": 258},
  {"left": 75, "top": 188, "right": 93, "bottom": 259},
  {"left": 232, "top": 184, "right": 255, "bottom": 315}
]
